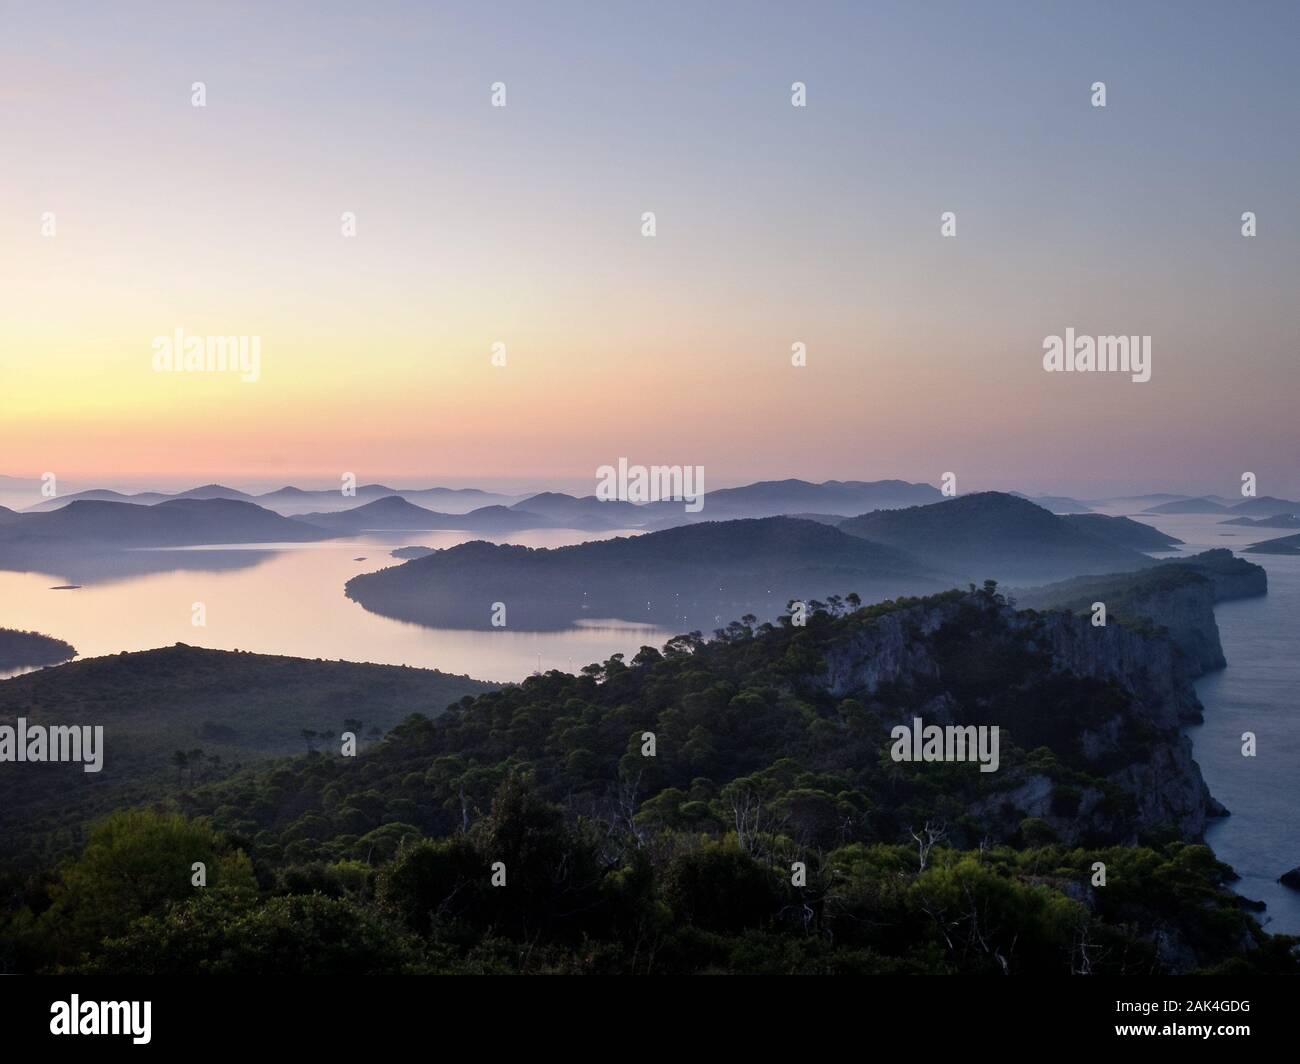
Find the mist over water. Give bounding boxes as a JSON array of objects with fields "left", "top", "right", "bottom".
[{"left": 0, "top": 528, "right": 669, "bottom": 684}]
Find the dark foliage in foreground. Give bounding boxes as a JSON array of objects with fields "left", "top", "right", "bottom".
[{"left": 2, "top": 589, "right": 1294, "bottom": 974}]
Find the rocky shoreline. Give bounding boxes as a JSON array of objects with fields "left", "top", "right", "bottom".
[{"left": 818, "top": 554, "right": 1268, "bottom": 847}]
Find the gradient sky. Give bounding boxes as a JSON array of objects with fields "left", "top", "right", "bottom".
[{"left": 2, "top": 0, "right": 1297, "bottom": 497}]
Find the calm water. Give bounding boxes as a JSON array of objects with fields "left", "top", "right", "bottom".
[
  {"left": 1122, "top": 510, "right": 1300, "bottom": 935},
  {"left": 0, "top": 529, "right": 670, "bottom": 683}
]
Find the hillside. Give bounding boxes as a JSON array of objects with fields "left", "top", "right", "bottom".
[
  {"left": 1011, "top": 493, "right": 1094, "bottom": 514},
  {"left": 1224, "top": 496, "right": 1300, "bottom": 517},
  {"left": 444, "top": 505, "right": 575, "bottom": 531},
  {"left": 1097, "top": 493, "right": 1191, "bottom": 508},
  {"left": 24, "top": 484, "right": 253, "bottom": 512},
  {"left": 1144, "top": 497, "right": 1229, "bottom": 515},
  {"left": 257, "top": 484, "right": 518, "bottom": 516},
  {"left": 298, "top": 496, "right": 456, "bottom": 532},
  {"left": 646, "top": 478, "right": 943, "bottom": 527},
  {"left": 23, "top": 489, "right": 171, "bottom": 512},
  {"left": 0, "top": 646, "right": 496, "bottom": 868},
  {"left": 1058, "top": 513, "right": 1182, "bottom": 551},
  {"left": 1161, "top": 548, "right": 1271, "bottom": 599},
  {"left": 1013, "top": 551, "right": 1267, "bottom": 675},
  {"left": 510, "top": 492, "right": 637, "bottom": 527},
  {"left": 0, "top": 498, "right": 331, "bottom": 547},
  {"left": 12, "top": 478, "right": 944, "bottom": 526},
  {"left": 391, "top": 545, "right": 436, "bottom": 560},
  {"left": 345, "top": 516, "right": 944, "bottom": 630},
  {"left": 1222, "top": 514, "right": 1300, "bottom": 529},
  {"left": 1244, "top": 533, "right": 1300, "bottom": 556},
  {"left": 300, "top": 496, "right": 621, "bottom": 534},
  {"left": 170, "top": 484, "right": 255, "bottom": 501},
  {"left": 839, "top": 493, "right": 1152, "bottom": 583},
  {"left": 704, "top": 477, "right": 940, "bottom": 514},
  {"left": 5, "top": 585, "right": 1290, "bottom": 975},
  {"left": 494, "top": 481, "right": 945, "bottom": 531}
]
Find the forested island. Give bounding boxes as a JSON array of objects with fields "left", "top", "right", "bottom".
[{"left": 0, "top": 627, "right": 76, "bottom": 672}]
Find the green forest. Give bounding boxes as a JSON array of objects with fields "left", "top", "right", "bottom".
[{"left": 2, "top": 586, "right": 1295, "bottom": 975}]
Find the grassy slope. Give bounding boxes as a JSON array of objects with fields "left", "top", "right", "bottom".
[{"left": 0, "top": 645, "right": 497, "bottom": 867}]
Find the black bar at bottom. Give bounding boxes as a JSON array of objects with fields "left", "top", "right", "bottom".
[{"left": 0, "top": 975, "right": 1289, "bottom": 1051}]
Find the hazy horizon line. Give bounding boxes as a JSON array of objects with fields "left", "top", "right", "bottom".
[{"left": 0, "top": 471, "right": 1275, "bottom": 504}]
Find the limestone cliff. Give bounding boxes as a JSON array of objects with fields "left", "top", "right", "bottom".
[
  {"left": 814, "top": 584, "right": 1235, "bottom": 845},
  {"left": 1013, "top": 550, "right": 1267, "bottom": 678}
]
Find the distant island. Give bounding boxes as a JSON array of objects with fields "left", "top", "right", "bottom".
[
  {"left": 19, "top": 482, "right": 520, "bottom": 516},
  {"left": 391, "top": 545, "right": 437, "bottom": 560},
  {"left": 346, "top": 494, "right": 1196, "bottom": 632},
  {"left": 0, "top": 497, "right": 332, "bottom": 551},
  {"left": 347, "top": 516, "right": 945, "bottom": 631},
  {"left": 1225, "top": 496, "right": 1300, "bottom": 517},
  {"left": 838, "top": 492, "right": 1154, "bottom": 585},
  {"left": 1244, "top": 532, "right": 1300, "bottom": 556},
  {"left": 1144, "top": 497, "right": 1231, "bottom": 514},
  {"left": 1222, "top": 514, "right": 1300, "bottom": 529},
  {"left": 0, "top": 627, "right": 76, "bottom": 671},
  {"left": 297, "top": 495, "right": 623, "bottom": 534},
  {"left": 1145, "top": 495, "right": 1300, "bottom": 517}
]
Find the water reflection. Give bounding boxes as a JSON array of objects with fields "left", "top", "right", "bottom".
[
  {"left": 0, "top": 529, "right": 668, "bottom": 683},
  {"left": 0, "top": 546, "right": 281, "bottom": 587}
]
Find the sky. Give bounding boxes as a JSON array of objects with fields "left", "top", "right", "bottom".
[{"left": 1, "top": 0, "right": 1297, "bottom": 498}]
